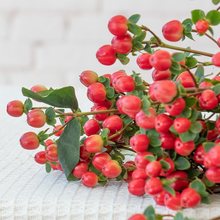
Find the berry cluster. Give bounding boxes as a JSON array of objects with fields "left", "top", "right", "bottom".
[{"left": 6, "top": 1, "right": 220, "bottom": 216}]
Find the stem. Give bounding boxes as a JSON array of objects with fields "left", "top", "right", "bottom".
[
  {"left": 180, "top": 64, "right": 198, "bottom": 88},
  {"left": 75, "top": 109, "right": 118, "bottom": 117},
  {"left": 205, "top": 112, "right": 216, "bottom": 121},
  {"left": 141, "top": 25, "right": 162, "bottom": 44}
]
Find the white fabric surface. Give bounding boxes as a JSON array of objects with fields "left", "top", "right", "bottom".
[{"left": 1, "top": 86, "right": 220, "bottom": 220}]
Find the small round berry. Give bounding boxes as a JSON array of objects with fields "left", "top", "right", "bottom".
[
  {"left": 7, "top": 100, "right": 24, "bottom": 117},
  {"left": 92, "top": 152, "right": 111, "bottom": 171},
  {"left": 83, "top": 119, "right": 100, "bottom": 136},
  {"left": 132, "top": 168, "right": 148, "bottom": 180},
  {"left": 20, "top": 132, "right": 39, "bottom": 150},
  {"left": 87, "top": 82, "right": 106, "bottom": 104},
  {"left": 130, "top": 134, "right": 150, "bottom": 153},
  {"left": 212, "top": 52, "right": 220, "bottom": 67},
  {"left": 134, "top": 152, "right": 153, "bottom": 169},
  {"left": 155, "top": 113, "right": 173, "bottom": 133},
  {"left": 146, "top": 161, "right": 162, "bottom": 177},
  {"left": 135, "top": 108, "right": 156, "bottom": 129},
  {"left": 181, "top": 188, "right": 201, "bottom": 208},
  {"left": 84, "top": 134, "right": 103, "bottom": 153},
  {"left": 152, "top": 69, "right": 171, "bottom": 81},
  {"left": 173, "top": 117, "right": 191, "bottom": 133},
  {"left": 176, "top": 71, "right": 196, "bottom": 88},
  {"left": 31, "top": 84, "right": 47, "bottom": 93},
  {"left": 80, "top": 70, "right": 98, "bottom": 87},
  {"left": 96, "top": 45, "right": 116, "bottom": 65},
  {"left": 102, "top": 160, "right": 122, "bottom": 178},
  {"left": 46, "top": 144, "right": 58, "bottom": 162},
  {"left": 205, "top": 167, "right": 220, "bottom": 183},
  {"left": 72, "top": 162, "right": 88, "bottom": 179},
  {"left": 113, "top": 75, "right": 135, "bottom": 93},
  {"left": 199, "top": 89, "right": 218, "bottom": 110},
  {"left": 27, "top": 109, "right": 46, "bottom": 128},
  {"left": 145, "top": 177, "right": 163, "bottom": 195},
  {"left": 108, "top": 15, "right": 128, "bottom": 36},
  {"left": 102, "top": 115, "right": 123, "bottom": 134},
  {"left": 111, "top": 33, "right": 132, "bottom": 54},
  {"left": 195, "top": 19, "right": 209, "bottom": 34},
  {"left": 34, "top": 151, "right": 47, "bottom": 164},
  {"left": 92, "top": 105, "right": 109, "bottom": 121},
  {"left": 167, "top": 171, "right": 189, "bottom": 191},
  {"left": 136, "top": 53, "right": 152, "bottom": 70},
  {"left": 128, "top": 179, "right": 146, "bottom": 196},
  {"left": 81, "top": 172, "right": 98, "bottom": 188},
  {"left": 175, "top": 138, "right": 195, "bottom": 156},
  {"left": 165, "top": 192, "right": 181, "bottom": 210},
  {"left": 165, "top": 97, "right": 186, "bottom": 116}
]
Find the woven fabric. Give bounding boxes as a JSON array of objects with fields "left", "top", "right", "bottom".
[{"left": 1, "top": 87, "right": 220, "bottom": 220}]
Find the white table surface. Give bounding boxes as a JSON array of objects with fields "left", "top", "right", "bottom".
[{"left": 1, "top": 86, "right": 220, "bottom": 220}]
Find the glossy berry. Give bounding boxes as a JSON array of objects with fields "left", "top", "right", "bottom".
[
  {"left": 175, "top": 138, "right": 195, "bottom": 156},
  {"left": 80, "top": 70, "right": 98, "bottom": 87},
  {"left": 145, "top": 177, "right": 163, "bottom": 195},
  {"left": 111, "top": 33, "right": 132, "bottom": 54},
  {"left": 102, "top": 160, "right": 122, "bottom": 178},
  {"left": 20, "top": 132, "right": 39, "bottom": 150},
  {"left": 199, "top": 89, "right": 218, "bottom": 110},
  {"left": 152, "top": 69, "right": 171, "bottom": 81},
  {"left": 31, "top": 84, "right": 47, "bottom": 93},
  {"left": 195, "top": 19, "right": 209, "bottom": 34},
  {"left": 165, "top": 97, "right": 186, "bottom": 116},
  {"left": 87, "top": 82, "right": 106, "bottom": 103},
  {"left": 53, "top": 125, "right": 64, "bottom": 136},
  {"left": 103, "top": 115, "right": 123, "bottom": 134},
  {"left": 162, "top": 20, "right": 183, "bottom": 42},
  {"left": 46, "top": 144, "right": 58, "bottom": 162},
  {"left": 212, "top": 52, "right": 220, "bottom": 67},
  {"left": 80, "top": 145, "right": 91, "bottom": 161},
  {"left": 108, "top": 15, "right": 128, "bottom": 36},
  {"left": 92, "top": 105, "right": 109, "bottom": 121},
  {"left": 205, "top": 167, "right": 220, "bottom": 183},
  {"left": 72, "top": 162, "right": 88, "bottom": 179},
  {"left": 155, "top": 113, "right": 173, "bottom": 133},
  {"left": 84, "top": 134, "right": 103, "bottom": 153},
  {"left": 160, "top": 132, "right": 175, "bottom": 150},
  {"left": 34, "top": 151, "right": 47, "bottom": 164},
  {"left": 149, "top": 80, "right": 177, "bottom": 103},
  {"left": 160, "top": 157, "right": 175, "bottom": 177},
  {"left": 181, "top": 188, "right": 201, "bottom": 208},
  {"left": 7, "top": 100, "right": 24, "bottom": 117},
  {"left": 113, "top": 75, "right": 135, "bottom": 93},
  {"left": 176, "top": 71, "right": 196, "bottom": 88},
  {"left": 81, "top": 172, "right": 98, "bottom": 188},
  {"left": 193, "top": 144, "right": 206, "bottom": 165},
  {"left": 153, "top": 190, "right": 167, "bottom": 206},
  {"left": 130, "top": 134, "right": 150, "bottom": 153},
  {"left": 128, "top": 214, "right": 147, "bottom": 220},
  {"left": 134, "top": 152, "right": 153, "bottom": 169},
  {"left": 27, "top": 109, "right": 46, "bottom": 128},
  {"left": 136, "top": 53, "right": 152, "bottom": 70},
  {"left": 96, "top": 45, "right": 116, "bottom": 65},
  {"left": 167, "top": 171, "right": 189, "bottom": 191},
  {"left": 128, "top": 179, "right": 145, "bottom": 196},
  {"left": 135, "top": 108, "right": 156, "bottom": 129},
  {"left": 146, "top": 161, "right": 162, "bottom": 177},
  {"left": 132, "top": 168, "right": 148, "bottom": 180},
  {"left": 173, "top": 117, "right": 191, "bottom": 133},
  {"left": 206, "top": 145, "right": 220, "bottom": 167},
  {"left": 44, "top": 139, "right": 54, "bottom": 147},
  {"left": 165, "top": 192, "right": 181, "bottom": 210},
  {"left": 64, "top": 115, "right": 73, "bottom": 123},
  {"left": 149, "top": 50, "right": 172, "bottom": 71},
  {"left": 83, "top": 119, "right": 100, "bottom": 136},
  {"left": 92, "top": 152, "right": 111, "bottom": 171}
]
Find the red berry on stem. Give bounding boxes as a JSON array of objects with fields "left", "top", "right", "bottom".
[
  {"left": 20, "top": 132, "right": 39, "bottom": 150},
  {"left": 135, "top": 108, "right": 156, "bottom": 129},
  {"left": 152, "top": 69, "right": 171, "bottom": 81},
  {"left": 173, "top": 117, "right": 191, "bottom": 133},
  {"left": 87, "top": 82, "right": 106, "bottom": 104},
  {"left": 84, "top": 134, "right": 103, "bottom": 153},
  {"left": 31, "top": 85, "right": 47, "bottom": 93},
  {"left": 53, "top": 125, "right": 64, "bottom": 137},
  {"left": 72, "top": 162, "right": 88, "bottom": 179},
  {"left": 96, "top": 45, "right": 116, "bottom": 65},
  {"left": 206, "top": 145, "right": 220, "bottom": 167},
  {"left": 205, "top": 167, "right": 220, "bottom": 183},
  {"left": 46, "top": 144, "right": 58, "bottom": 162},
  {"left": 167, "top": 171, "right": 189, "bottom": 191},
  {"left": 193, "top": 144, "right": 206, "bottom": 165},
  {"left": 83, "top": 119, "right": 100, "bottom": 136},
  {"left": 160, "top": 132, "right": 175, "bottom": 150},
  {"left": 181, "top": 188, "right": 201, "bottom": 208},
  {"left": 130, "top": 134, "right": 150, "bottom": 153},
  {"left": 80, "top": 70, "right": 98, "bottom": 87},
  {"left": 92, "top": 152, "right": 111, "bottom": 171},
  {"left": 108, "top": 15, "right": 128, "bottom": 36},
  {"left": 176, "top": 71, "right": 196, "bottom": 88},
  {"left": 212, "top": 52, "right": 220, "bottom": 67},
  {"left": 165, "top": 97, "right": 186, "bottom": 116},
  {"left": 34, "top": 151, "right": 47, "bottom": 164},
  {"left": 27, "top": 109, "right": 46, "bottom": 128},
  {"left": 162, "top": 20, "right": 183, "bottom": 42},
  {"left": 128, "top": 179, "right": 146, "bottom": 196},
  {"left": 146, "top": 161, "right": 162, "bottom": 177},
  {"left": 199, "top": 89, "right": 218, "bottom": 110},
  {"left": 113, "top": 75, "right": 135, "bottom": 93},
  {"left": 92, "top": 105, "right": 109, "bottom": 121},
  {"left": 136, "top": 53, "right": 152, "bottom": 70},
  {"left": 80, "top": 145, "right": 91, "bottom": 161},
  {"left": 160, "top": 157, "right": 175, "bottom": 177},
  {"left": 111, "top": 33, "right": 132, "bottom": 54},
  {"left": 155, "top": 113, "right": 173, "bottom": 133},
  {"left": 195, "top": 19, "right": 209, "bottom": 34},
  {"left": 132, "top": 168, "right": 148, "bottom": 180},
  {"left": 175, "top": 138, "right": 195, "bottom": 156},
  {"left": 134, "top": 152, "right": 153, "bottom": 169},
  {"left": 102, "top": 160, "right": 122, "bottom": 178},
  {"left": 153, "top": 190, "right": 167, "bottom": 206},
  {"left": 81, "top": 172, "right": 98, "bottom": 188},
  {"left": 7, "top": 100, "right": 24, "bottom": 117},
  {"left": 145, "top": 177, "right": 163, "bottom": 195},
  {"left": 165, "top": 192, "right": 181, "bottom": 210},
  {"left": 103, "top": 115, "right": 123, "bottom": 134}
]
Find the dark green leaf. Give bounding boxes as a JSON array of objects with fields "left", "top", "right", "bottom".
[
  {"left": 142, "top": 96, "right": 151, "bottom": 114},
  {"left": 190, "top": 179, "right": 209, "bottom": 197},
  {"left": 57, "top": 118, "right": 81, "bottom": 179},
  {"left": 185, "top": 57, "right": 198, "bottom": 68},
  {"left": 195, "top": 65, "right": 204, "bottom": 82},
  {"left": 163, "top": 184, "right": 176, "bottom": 195},
  {"left": 106, "top": 87, "right": 115, "bottom": 99},
  {"left": 182, "top": 18, "right": 193, "bottom": 33},
  {"left": 148, "top": 146, "right": 163, "bottom": 157},
  {"left": 101, "top": 128, "right": 110, "bottom": 145},
  {"left": 212, "top": 83, "right": 220, "bottom": 95},
  {"left": 147, "top": 129, "right": 161, "bottom": 147},
  {"left": 206, "top": 10, "right": 220, "bottom": 25},
  {"left": 170, "top": 61, "right": 182, "bottom": 75},
  {"left": 134, "top": 31, "right": 146, "bottom": 42},
  {"left": 190, "top": 121, "right": 202, "bottom": 133},
  {"left": 179, "top": 131, "right": 197, "bottom": 142},
  {"left": 45, "top": 107, "right": 56, "bottom": 125},
  {"left": 160, "top": 159, "right": 171, "bottom": 170},
  {"left": 175, "top": 157, "right": 191, "bottom": 170},
  {"left": 38, "top": 130, "right": 49, "bottom": 143},
  {"left": 143, "top": 42, "right": 153, "bottom": 54},
  {"left": 143, "top": 205, "right": 156, "bottom": 220},
  {"left": 146, "top": 155, "right": 156, "bottom": 162},
  {"left": 23, "top": 98, "right": 33, "bottom": 113},
  {"left": 185, "top": 97, "right": 197, "bottom": 107},
  {"left": 212, "top": 0, "right": 220, "bottom": 5},
  {"left": 67, "top": 174, "right": 79, "bottom": 181},
  {"left": 128, "top": 14, "right": 141, "bottom": 24},
  {"left": 117, "top": 53, "right": 130, "bottom": 65},
  {"left": 128, "top": 23, "right": 142, "bottom": 35},
  {"left": 174, "top": 212, "right": 185, "bottom": 220},
  {"left": 203, "top": 141, "right": 215, "bottom": 152},
  {"left": 180, "top": 108, "right": 192, "bottom": 118},
  {"left": 45, "top": 163, "right": 51, "bottom": 173},
  {"left": 191, "top": 9, "right": 206, "bottom": 24},
  {"left": 172, "top": 53, "right": 185, "bottom": 62},
  {"left": 208, "top": 26, "right": 214, "bottom": 36},
  {"left": 185, "top": 32, "right": 194, "bottom": 40},
  {"left": 132, "top": 40, "right": 144, "bottom": 50},
  {"left": 189, "top": 109, "right": 200, "bottom": 122},
  {"left": 22, "top": 86, "right": 78, "bottom": 111}
]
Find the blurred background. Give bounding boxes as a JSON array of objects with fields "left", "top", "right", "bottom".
[{"left": 0, "top": 0, "right": 219, "bottom": 88}]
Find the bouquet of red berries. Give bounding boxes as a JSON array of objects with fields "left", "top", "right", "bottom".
[{"left": 6, "top": 0, "right": 220, "bottom": 219}]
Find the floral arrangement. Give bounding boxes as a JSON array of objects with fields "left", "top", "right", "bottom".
[{"left": 6, "top": 0, "right": 220, "bottom": 219}]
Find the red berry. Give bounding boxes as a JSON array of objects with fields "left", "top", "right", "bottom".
[
  {"left": 175, "top": 138, "right": 195, "bottom": 156},
  {"left": 167, "top": 171, "right": 189, "bottom": 191},
  {"left": 135, "top": 108, "right": 156, "bottom": 129},
  {"left": 81, "top": 172, "right": 98, "bottom": 187},
  {"left": 134, "top": 152, "right": 153, "bottom": 169},
  {"left": 132, "top": 168, "right": 148, "bottom": 180},
  {"left": 27, "top": 109, "right": 46, "bottom": 128},
  {"left": 108, "top": 15, "right": 128, "bottom": 36},
  {"left": 20, "top": 132, "right": 39, "bottom": 150},
  {"left": 146, "top": 161, "right": 162, "bottom": 177},
  {"left": 84, "top": 134, "right": 103, "bottom": 153},
  {"left": 111, "top": 33, "right": 132, "bottom": 54},
  {"left": 199, "top": 81, "right": 212, "bottom": 89},
  {"left": 102, "top": 160, "right": 122, "bottom": 178},
  {"left": 199, "top": 89, "right": 218, "bottom": 110},
  {"left": 160, "top": 132, "right": 175, "bottom": 150},
  {"left": 173, "top": 117, "right": 191, "bottom": 133},
  {"left": 83, "top": 119, "right": 100, "bottom": 136},
  {"left": 128, "top": 214, "right": 147, "bottom": 220},
  {"left": 46, "top": 144, "right": 58, "bottom": 162},
  {"left": 64, "top": 115, "right": 73, "bottom": 123},
  {"left": 153, "top": 190, "right": 167, "bottom": 206},
  {"left": 155, "top": 113, "right": 173, "bottom": 133},
  {"left": 176, "top": 71, "right": 196, "bottom": 88},
  {"left": 195, "top": 19, "right": 209, "bottom": 34},
  {"left": 111, "top": 70, "right": 126, "bottom": 82},
  {"left": 96, "top": 45, "right": 116, "bottom": 65},
  {"left": 7, "top": 100, "right": 24, "bottom": 117},
  {"left": 87, "top": 82, "right": 106, "bottom": 103},
  {"left": 80, "top": 145, "right": 91, "bottom": 161},
  {"left": 181, "top": 188, "right": 201, "bottom": 208},
  {"left": 193, "top": 144, "right": 206, "bottom": 165},
  {"left": 150, "top": 50, "right": 172, "bottom": 71},
  {"left": 152, "top": 69, "right": 171, "bottom": 81},
  {"left": 145, "top": 177, "right": 163, "bottom": 195},
  {"left": 92, "top": 152, "right": 111, "bottom": 171},
  {"left": 136, "top": 53, "right": 152, "bottom": 70},
  {"left": 165, "top": 97, "right": 186, "bottom": 116},
  {"left": 72, "top": 162, "right": 88, "bottom": 179},
  {"left": 205, "top": 167, "right": 220, "bottom": 183},
  {"left": 165, "top": 192, "right": 181, "bottom": 210},
  {"left": 31, "top": 84, "right": 47, "bottom": 93},
  {"left": 128, "top": 179, "right": 145, "bottom": 196},
  {"left": 212, "top": 52, "right": 220, "bottom": 67},
  {"left": 53, "top": 125, "right": 64, "bottom": 136},
  {"left": 92, "top": 105, "right": 109, "bottom": 121},
  {"left": 130, "top": 134, "right": 150, "bottom": 153},
  {"left": 162, "top": 20, "right": 183, "bottom": 42},
  {"left": 34, "top": 151, "right": 47, "bottom": 164},
  {"left": 206, "top": 145, "right": 220, "bottom": 167},
  {"left": 44, "top": 139, "right": 54, "bottom": 147},
  {"left": 113, "top": 75, "right": 135, "bottom": 93},
  {"left": 160, "top": 157, "right": 175, "bottom": 177},
  {"left": 80, "top": 70, "right": 98, "bottom": 87},
  {"left": 149, "top": 80, "right": 177, "bottom": 103},
  {"left": 103, "top": 115, "right": 123, "bottom": 134}
]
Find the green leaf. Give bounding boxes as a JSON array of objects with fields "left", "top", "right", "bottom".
[
  {"left": 191, "top": 9, "right": 206, "bottom": 24},
  {"left": 203, "top": 141, "right": 215, "bottom": 152},
  {"left": 206, "top": 10, "right": 220, "bottom": 25},
  {"left": 174, "top": 212, "right": 185, "bottom": 220},
  {"left": 106, "top": 87, "right": 115, "bottom": 99},
  {"left": 185, "top": 97, "right": 197, "bottom": 107},
  {"left": 143, "top": 205, "right": 156, "bottom": 220},
  {"left": 180, "top": 108, "right": 192, "bottom": 118},
  {"left": 189, "top": 109, "right": 200, "bottom": 122},
  {"left": 45, "top": 107, "right": 56, "bottom": 125},
  {"left": 148, "top": 146, "right": 163, "bottom": 158},
  {"left": 160, "top": 159, "right": 171, "bottom": 170},
  {"left": 163, "top": 184, "right": 176, "bottom": 195},
  {"left": 134, "top": 31, "right": 146, "bottom": 42},
  {"left": 57, "top": 118, "right": 81, "bottom": 179},
  {"left": 179, "top": 131, "right": 197, "bottom": 142},
  {"left": 190, "top": 179, "right": 209, "bottom": 197},
  {"left": 182, "top": 18, "right": 193, "bottom": 33},
  {"left": 45, "top": 163, "right": 52, "bottom": 173},
  {"left": 143, "top": 42, "right": 153, "bottom": 54},
  {"left": 212, "top": 83, "right": 220, "bottom": 95},
  {"left": 172, "top": 53, "right": 185, "bottom": 62},
  {"left": 170, "top": 61, "right": 182, "bottom": 75},
  {"left": 38, "top": 130, "right": 49, "bottom": 143},
  {"left": 128, "top": 23, "right": 142, "bottom": 35},
  {"left": 128, "top": 14, "right": 141, "bottom": 24},
  {"left": 190, "top": 121, "right": 202, "bottom": 133},
  {"left": 101, "top": 128, "right": 110, "bottom": 146},
  {"left": 132, "top": 40, "right": 144, "bottom": 50},
  {"left": 117, "top": 53, "right": 130, "bottom": 65},
  {"left": 146, "top": 155, "right": 156, "bottom": 162},
  {"left": 185, "top": 32, "right": 194, "bottom": 40},
  {"left": 142, "top": 96, "right": 151, "bottom": 114},
  {"left": 22, "top": 86, "right": 78, "bottom": 111},
  {"left": 212, "top": 0, "right": 220, "bottom": 5},
  {"left": 23, "top": 98, "right": 33, "bottom": 114},
  {"left": 185, "top": 57, "right": 198, "bottom": 68},
  {"left": 175, "top": 157, "right": 191, "bottom": 170},
  {"left": 147, "top": 130, "right": 161, "bottom": 147},
  {"left": 195, "top": 65, "right": 204, "bottom": 82}
]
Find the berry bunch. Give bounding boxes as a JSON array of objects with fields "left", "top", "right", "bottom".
[{"left": 6, "top": 0, "right": 220, "bottom": 216}]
